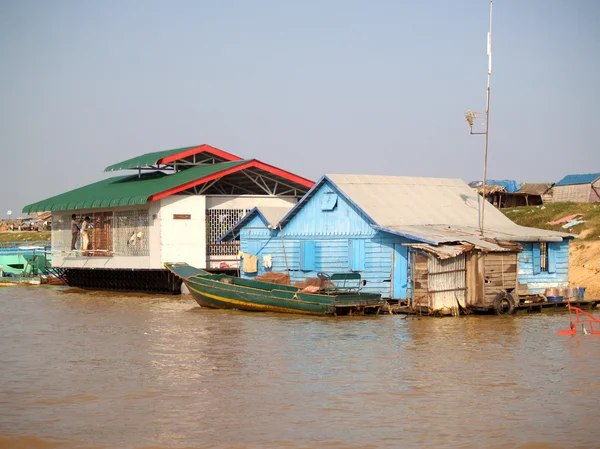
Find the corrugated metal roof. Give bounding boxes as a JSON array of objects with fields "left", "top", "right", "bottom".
[
  {"left": 104, "top": 144, "right": 242, "bottom": 172},
  {"left": 555, "top": 173, "right": 600, "bottom": 186},
  {"left": 22, "top": 161, "right": 248, "bottom": 213},
  {"left": 379, "top": 224, "right": 569, "bottom": 247},
  {"left": 516, "top": 183, "right": 552, "bottom": 195},
  {"left": 260, "top": 207, "right": 293, "bottom": 227},
  {"left": 406, "top": 243, "right": 475, "bottom": 259},
  {"left": 219, "top": 206, "right": 293, "bottom": 242},
  {"left": 320, "top": 174, "right": 571, "bottom": 243}
]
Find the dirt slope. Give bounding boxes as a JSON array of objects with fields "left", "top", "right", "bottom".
[{"left": 569, "top": 240, "right": 600, "bottom": 299}]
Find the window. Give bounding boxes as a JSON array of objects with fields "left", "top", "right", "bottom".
[
  {"left": 113, "top": 210, "right": 149, "bottom": 256},
  {"left": 206, "top": 208, "right": 250, "bottom": 256},
  {"left": 533, "top": 242, "right": 556, "bottom": 274},
  {"left": 89, "top": 212, "right": 113, "bottom": 256},
  {"left": 321, "top": 192, "right": 338, "bottom": 211}
]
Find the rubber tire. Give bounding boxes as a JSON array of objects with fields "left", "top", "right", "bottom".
[{"left": 493, "top": 292, "right": 515, "bottom": 315}]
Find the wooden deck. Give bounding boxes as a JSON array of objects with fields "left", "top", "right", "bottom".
[
  {"left": 514, "top": 299, "right": 599, "bottom": 314},
  {"left": 391, "top": 299, "right": 600, "bottom": 316}
]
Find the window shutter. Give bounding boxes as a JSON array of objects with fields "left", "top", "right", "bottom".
[
  {"left": 532, "top": 244, "right": 541, "bottom": 274},
  {"left": 349, "top": 240, "right": 365, "bottom": 271},
  {"left": 321, "top": 193, "right": 338, "bottom": 211},
  {"left": 300, "top": 241, "right": 316, "bottom": 271},
  {"left": 548, "top": 242, "right": 557, "bottom": 273}
]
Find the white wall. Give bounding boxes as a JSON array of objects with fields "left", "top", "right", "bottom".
[
  {"left": 149, "top": 201, "right": 162, "bottom": 268},
  {"left": 159, "top": 195, "right": 207, "bottom": 268},
  {"left": 206, "top": 195, "right": 297, "bottom": 210}
]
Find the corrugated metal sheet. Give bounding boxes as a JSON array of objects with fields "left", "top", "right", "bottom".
[
  {"left": 22, "top": 161, "right": 248, "bottom": 213},
  {"left": 555, "top": 173, "right": 600, "bottom": 186},
  {"left": 517, "top": 183, "right": 552, "bottom": 195},
  {"left": 406, "top": 243, "right": 474, "bottom": 259},
  {"left": 427, "top": 254, "right": 466, "bottom": 315},
  {"left": 380, "top": 224, "right": 569, "bottom": 246},
  {"left": 325, "top": 174, "right": 570, "bottom": 243}
]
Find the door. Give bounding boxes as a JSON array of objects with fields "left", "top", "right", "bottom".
[{"left": 392, "top": 244, "right": 408, "bottom": 299}]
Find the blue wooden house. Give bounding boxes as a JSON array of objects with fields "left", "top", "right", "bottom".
[{"left": 222, "top": 175, "right": 574, "bottom": 315}]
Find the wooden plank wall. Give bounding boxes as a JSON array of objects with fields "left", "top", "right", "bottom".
[
  {"left": 483, "top": 252, "right": 518, "bottom": 304},
  {"left": 518, "top": 241, "right": 570, "bottom": 293},
  {"left": 411, "top": 253, "right": 429, "bottom": 308}
]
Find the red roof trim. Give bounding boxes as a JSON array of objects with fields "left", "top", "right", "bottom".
[
  {"left": 148, "top": 160, "right": 314, "bottom": 201},
  {"left": 159, "top": 144, "right": 243, "bottom": 165},
  {"left": 148, "top": 161, "right": 254, "bottom": 201}
]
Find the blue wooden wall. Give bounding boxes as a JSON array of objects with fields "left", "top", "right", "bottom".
[
  {"left": 238, "top": 181, "right": 413, "bottom": 299},
  {"left": 517, "top": 240, "right": 570, "bottom": 293}
]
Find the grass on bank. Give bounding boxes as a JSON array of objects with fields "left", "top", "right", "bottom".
[
  {"left": 502, "top": 202, "right": 600, "bottom": 241},
  {"left": 0, "top": 231, "right": 51, "bottom": 243}
]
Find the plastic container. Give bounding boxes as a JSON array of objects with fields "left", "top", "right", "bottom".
[
  {"left": 546, "top": 295, "right": 564, "bottom": 303},
  {"left": 578, "top": 287, "right": 586, "bottom": 300}
]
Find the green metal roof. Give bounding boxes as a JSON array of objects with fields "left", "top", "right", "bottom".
[
  {"left": 23, "top": 161, "right": 248, "bottom": 213},
  {"left": 104, "top": 144, "right": 242, "bottom": 172},
  {"left": 104, "top": 145, "right": 200, "bottom": 172}
]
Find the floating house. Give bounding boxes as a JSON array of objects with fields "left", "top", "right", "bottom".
[
  {"left": 223, "top": 175, "right": 573, "bottom": 315},
  {"left": 22, "top": 144, "right": 313, "bottom": 293},
  {"left": 552, "top": 173, "right": 600, "bottom": 203}
]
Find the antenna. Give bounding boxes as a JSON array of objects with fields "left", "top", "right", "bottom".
[{"left": 465, "top": 0, "right": 493, "bottom": 237}]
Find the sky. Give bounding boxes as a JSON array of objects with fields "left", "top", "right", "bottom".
[{"left": 1, "top": 0, "right": 599, "bottom": 218}]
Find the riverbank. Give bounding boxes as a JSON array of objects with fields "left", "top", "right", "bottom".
[{"left": 0, "top": 231, "right": 51, "bottom": 243}]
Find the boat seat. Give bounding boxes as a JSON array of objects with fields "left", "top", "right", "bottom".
[{"left": 318, "top": 272, "right": 364, "bottom": 294}]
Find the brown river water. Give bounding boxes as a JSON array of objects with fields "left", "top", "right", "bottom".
[{"left": 1, "top": 286, "right": 600, "bottom": 449}]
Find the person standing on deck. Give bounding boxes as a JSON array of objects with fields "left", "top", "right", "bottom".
[
  {"left": 71, "top": 214, "right": 80, "bottom": 251},
  {"left": 81, "top": 216, "right": 90, "bottom": 254}
]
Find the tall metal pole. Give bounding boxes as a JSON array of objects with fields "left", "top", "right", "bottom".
[{"left": 481, "top": 0, "right": 493, "bottom": 237}]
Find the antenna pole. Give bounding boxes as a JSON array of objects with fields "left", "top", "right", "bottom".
[{"left": 480, "top": 0, "right": 493, "bottom": 237}]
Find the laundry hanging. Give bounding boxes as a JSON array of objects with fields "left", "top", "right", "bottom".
[
  {"left": 263, "top": 254, "right": 272, "bottom": 269},
  {"left": 243, "top": 254, "right": 258, "bottom": 273}
]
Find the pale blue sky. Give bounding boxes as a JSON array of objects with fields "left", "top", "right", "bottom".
[{"left": 1, "top": 0, "right": 598, "bottom": 217}]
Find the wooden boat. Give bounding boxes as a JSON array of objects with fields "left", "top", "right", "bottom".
[{"left": 165, "top": 262, "right": 385, "bottom": 316}]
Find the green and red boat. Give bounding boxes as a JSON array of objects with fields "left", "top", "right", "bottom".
[{"left": 165, "top": 262, "right": 385, "bottom": 316}]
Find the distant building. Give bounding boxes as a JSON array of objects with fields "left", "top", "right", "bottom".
[
  {"left": 224, "top": 175, "right": 573, "bottom": 315},
  {"left": 469, "top": 180, "right": 553, "bottom": 208},
  {"left": 552, "top": 173, "right": 600, "bottom": 203},
  {"left": 22, "top": 144, "right": 313, "bottom": 293}
]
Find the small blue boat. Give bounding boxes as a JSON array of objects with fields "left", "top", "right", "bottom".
[{"left": 0, "top": 242, "right": 52, "bottom": 277}]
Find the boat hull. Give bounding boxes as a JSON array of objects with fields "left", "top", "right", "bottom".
[{"left": 166, "top": 262, "right": 384, "bottom": 316}]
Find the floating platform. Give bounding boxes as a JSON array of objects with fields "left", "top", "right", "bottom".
[
  {"left": 53, "top": 267, "right": 182, "bottom": 294},
  {"left": 391, "top": 299, "right": 600, "bottom": 316},
  {"left": 514, "top": 299, "right": 600, "bottom": 314}
]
